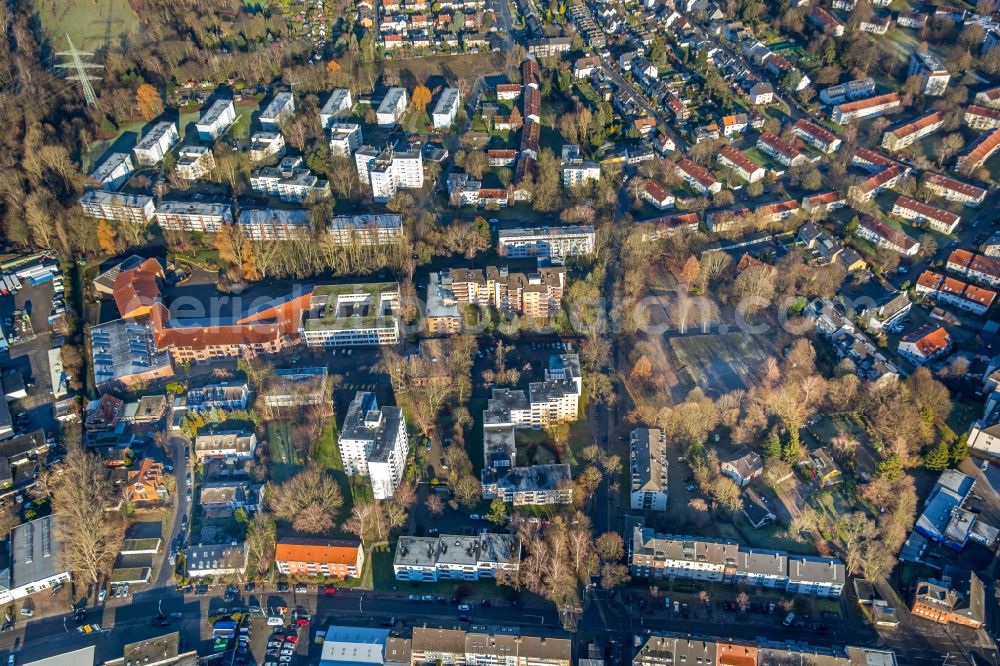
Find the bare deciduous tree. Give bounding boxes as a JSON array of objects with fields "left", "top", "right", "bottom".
[{"left": 49, "top": 450, "right": 125, "bottom": 583}]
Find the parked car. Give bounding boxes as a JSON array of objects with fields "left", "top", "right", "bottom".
[
  {"left": 294, "top": 584, "right": 308, "bottom": 593},
  {"left": 98, "top": 589, "right": 106, "bottom": 602}
]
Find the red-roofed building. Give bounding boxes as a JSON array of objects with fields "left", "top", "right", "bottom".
[
  {"left": 675, "top": 159, "right": 722, "bottom": 194},
  {"left": 487, "top": 149, "right": 517, "bottom": 167},
  {"left": 891, "top": 196, "right": 961, "bottom": 234},
  {"left": 882, "top": 111, "right": 943, "bottom": 151},
  {"left": 964, "top": 104, "right": 1000, "bottom": 131},
  {"left": 634, "top": 117, "right": 657, "bottom": 136},
  {"left": 852, "top": 147, "right": 897, "bottom": 172},
  {"left": 957, "top": 128, "right": 1000, "bottom": 173},
  {"left": 975, "top": 86, "right": 1000, "bottom": 109},
  {"left": 801, "top": 191, "right": 846, "bottom": 214},
  {"left": 635, "top": 213, "right": 699, "bottom": 240},
  {"left": 849, "top": 164, "right": 907, "bottom": 202},
  {"left": 496, "top": 83, "right": 521, "bottom": 101},
  {"left": 756, "top": 132, "right": 807, "bottom": 167},
  {"left": 915, "top": 270, "right": 996, "bottom": 315},
  {"left": 832, "top": 93, "right": 901, "bottom": 124},
  {"left": 113, "top": 258, "right": 164, "bottom": 320},
  {"left": 641, "top": 180, "right": 675, "bottom": 210},
  {"left": 922, "top": 172, "right": 987, "bottom": 207},
  {"left": 756, "top": 199, "right": 800, "bottom": 223},
  {"left": 898, "top": 324, "right": 952, "bottom": 364},
  {"left": 856, "top": 216, "right": 920, "bottom": 255},
  {"left": 717, "top": 145, "right": 765, "bottom": 183},
  {"left": 792, "top": 119, "right": 843, "bottom": 153},
  {"left": 275, "top": 538, "right": 365, "bottom": 578},
  {"left": 947, "top": 248, "right": 1000, "bottom": 287}
]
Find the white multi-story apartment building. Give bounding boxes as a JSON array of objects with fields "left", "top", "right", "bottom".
[
  {"left": 831, "top": 93, "right": 901, "bottom": 124},
  {"left": 630, "top": 428, "right": 668, "bottom": 511},
  {"left": 393, "top": 533, "right": 520, "bottom": 582},
  {"left": 338, "top": 391, "right": 408, "bottom": 499},
  {"left": 856, "top": 215, "right": 921, "bottom": 256},
  {"left": 237, "top": 208, "right": 313, "bottom": 240},
  {"left": 923, "top": 172, "right": 987, "bottom": 207},
  {"left": 498, "top": 226, "right": 596, "bottom": 259},
  {"left": 300, "top": 283, "right": 401, "bottom": 347},
  {"left": 259, "top": 91, "right": 295, "bottom": 130},
  {"left": 320, "top": 89, "right": 353, "bottom": 129},
  {"left": 328, "top": 123, "right": 362, "bottom": 156},
  {"left": 355, "top": 145, "right": 424, "bottom": 202},
  {"left": 376, "top": 87, "right": 408, "bottom": 126},
  {"left": 882, "top": 111, "right": 944, "bottom": 151},
  {"left": 174, "top": 145, "right": 216, "bottom": 180},
  {"left": 79, "top": 189, "right": 155, "bottom": 224},
  {"left": 717, "top": 145, "right": 765, "bottom": 183},
  {"left": 328, "top": 214, "right": 403, "bottom": 246},
  {"left": 250, "top": 156, "right": 331, "bottom": 203},
  {"left": 819, "top": 77, "right": 875, "bottom": 105},
  {"left": 675, "top": 158, "right": 722, "bottom": 194},
  {"left": 915, "top": 270, "right": 996, "bottom": 316},
  {"left": 792, "top": 119, "right": 843, "bottom": 154},
  {"left": 132, "top": 121, "right": 179, "bottom": 166},
  {"left": 892, "top": 196, "right": 961, "bottom": 234},
  {"left": 195, "top": 99, "right": 236, "bottom": 140},
  {"left": 432, "top": 87, "right": 461, "bottom": 128},
  {"left": 631, "top": 522, "right": 846, "bottom": 596},
  {"left": 909, "top": 51, "right": 951, "bottom": 96},
  {"left": 947, "top": 249, "right": 1000, "bottom": 287},
  {"left": 249, "top": 132, "right": 286, "bottom": 162},
  {"left": 964, "top": 104, "right": 1000, "bottom": 131},
  {"left": 88, "top": 152, "right": 133, "bottom": 189},
  {"left": 479, "top": 355, "right": 580, "bottom": 506},
  {"left": 562, "top": 159, "right": 601, "bottom": 187},
  {"left": 155, "top": 201, "right": 232, "bottom": 233},
  {"left": 630, "top": 525, "right": 739, "bottom": 582},
  {"left": 756, "top": 132, "right": 807, "bottom": 167}
]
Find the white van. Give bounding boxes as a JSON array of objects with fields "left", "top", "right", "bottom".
[{"left": 267, "top": 616, "right": 284, "bottom": 626}]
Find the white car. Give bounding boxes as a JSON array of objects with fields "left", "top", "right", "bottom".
[{"left": 98, "top": 589, "right": 106, "bottom": 602}]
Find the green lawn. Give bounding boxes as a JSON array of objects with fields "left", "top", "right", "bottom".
[
  {"left": 313, "top": 418, "right": 342, "bottom": 469},
  {"left": 267, "top": 421, "right": 303, "bottom": 482},
  {"left": 35, "top": 0, "right": 139, "bottom": 51}
]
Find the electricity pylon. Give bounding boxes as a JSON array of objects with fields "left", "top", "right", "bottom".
[{"left": 55, "top": 34, "right": 103, "bottom": 107}]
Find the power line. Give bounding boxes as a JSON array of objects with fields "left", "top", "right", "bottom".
[{"left": 54, "top": 34, "right": 103, "bottom": 107}]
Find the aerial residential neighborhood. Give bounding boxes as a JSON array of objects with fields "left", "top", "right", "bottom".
[{"left": 2, "top": 0, "right": 1000, "bottom": 665}]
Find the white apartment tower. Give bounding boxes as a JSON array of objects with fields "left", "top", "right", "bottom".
[
  {"left": 431, "top": 87, "right": 461, "bottom": 128},
  {"left": 355, "top": 145, "right": 424, "bottom": 202},
  {"left": 338, "top": 392, "right": 409, "bottom": 500}
]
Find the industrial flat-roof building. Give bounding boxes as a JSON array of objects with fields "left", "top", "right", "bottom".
[{"left": 0, "top": 516, "right": 71, "bottom": 605}]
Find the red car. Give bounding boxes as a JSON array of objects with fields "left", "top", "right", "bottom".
[
  {"left": 296, "top": 618, "right": 310, "bottom": 627},
  {"left": 286, "top": 637, "right": 299, "bottom": 644},
  {"left": 325, "top": 587, "right": 336, "bottom": 596}
]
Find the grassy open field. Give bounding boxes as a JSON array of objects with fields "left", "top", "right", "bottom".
[
  {"left": 34, "top": 0, "right": 140, "bottom": 51},
  {"left": 668, "top": 330, "right": 788, "bottom": 398},
  {"left": 382, "top": 52, "right": 503, "bottom": 87}
]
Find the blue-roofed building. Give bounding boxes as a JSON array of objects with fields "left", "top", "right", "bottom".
[{"left": 914, "top": 470, "right": 976, "bottom": 550}]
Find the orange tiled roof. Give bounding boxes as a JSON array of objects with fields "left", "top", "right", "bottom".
[
  {"left": 275, "top": 539, "right": 362, "bottom": 565},
  {"left": 113, "top": 258, "right": 164, "bottom": 319}
]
